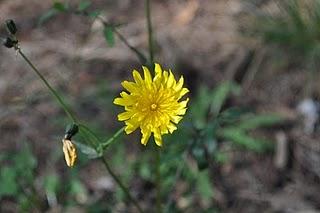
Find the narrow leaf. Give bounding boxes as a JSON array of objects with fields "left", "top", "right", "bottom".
[
  {"left": 38, "top": 9, "right": 58, "bottom": 26},
  {"left": 218, "top": 128, "right": 273, "bottom": 153},
  {"left": 103, "top": 26, "right": 115, "bottom": 47},
  {"left": 78, "top": 0, "right": 91, "bottom": 11},
  {"left": 53, "top": 2, "right": 67, "bottom": 12}
]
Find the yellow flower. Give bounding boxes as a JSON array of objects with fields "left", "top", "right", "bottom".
[
  {"left": 114, "top": 63, "right": 189, "bottom": 146},
  {"left": 62, "top": 139, "right": 77, "bottom": 167}
]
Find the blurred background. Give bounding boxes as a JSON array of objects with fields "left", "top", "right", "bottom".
[{"left": 0, "top": 0, "right": 320, "bottom": 212}]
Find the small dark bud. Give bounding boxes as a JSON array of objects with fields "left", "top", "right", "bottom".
[
  {"left": 2, "top": 37, "right": 16, "bottom": 48},
  {"left": 5, "top": 19, "right": 17, "bottom": 35},
  {"left": 65, "top": 123, "right": 79, "bottom": 140}
]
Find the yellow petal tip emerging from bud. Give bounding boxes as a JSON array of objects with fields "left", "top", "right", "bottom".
[{"left": 62, "top": 139, "right": 77, "bottom": 167}]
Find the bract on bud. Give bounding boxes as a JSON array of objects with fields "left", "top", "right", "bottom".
[
  {"left": 65, "top": 123, "right": 79, "bottom": 140},
  {"left": 5, "top": 19, "right": 17, "bottom": 35},
  {"left": 2, "top": 37, "right": 17, "bottom": 48}
]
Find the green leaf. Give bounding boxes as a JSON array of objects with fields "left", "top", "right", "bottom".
[
  {"left": 196, "top": 170, "right": 214, "bottom": 199},
  {"left": 139, "top": 163, "right": 152, "bottom": 180},
  {"left": 214, "top": 151, "right": 228, "bottom": 164},
  {"left": 103, "top": 26, "right": 115, "bottom": 47},
  {"left": 237, "top": 114, "right": 284, "bottom": 130},
  {"left": 70, "top": 179, "right": 87, "bottom": 195},
  {"left": 53, "top": 1, "right": 67, "bottom": 12},
  {"left": 218, "top": 128, "right": 273, "bottom": 153},
  {"left": 78, "top": 0, "right": 91, "bottom": 12},
  {"left": 192, "top": 146, "right": 208, "bottom": 170},
  {"left": 74, "top": 141, "right": 101, "bottom": 159},
  {"left": 0, "top": 167, "right": 18, "bottom": 196},
  {"left": 38, "top": 9, "right": 58, "bottom": 26},
  {"left": 190, "top": 86, "right": 211, "bottom": 129},
  {"left": 219, "top": 107, "right": 249, "bottom": 124},
  {"left": 18, "top": 194, "right": 33, "bottom": 212},
  {"left": 210, "top": 81, "right": 241, "bottom": 116},
  {"left": 88, "top": 11, "right": 101, "bottom": 18},
  {"left": 44, "top": 174, "right": 59, "bottom": 195}
]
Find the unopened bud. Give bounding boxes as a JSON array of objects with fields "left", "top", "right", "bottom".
[
  {"left": 65, "top": 123, "right": 79, "bottom": 140},
  {"left": 62, "top": 139, "right": 77, "bottom": 167},
  {"left": 5, "top": 19, "right": 17, "bottom": 35},
  {"left": 2, "top": 37, "right": 16, "bottom": 48}
]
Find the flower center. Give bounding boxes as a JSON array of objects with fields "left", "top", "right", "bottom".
[{"left": 150, "top": 103, "right": 158, "bottom": 111}]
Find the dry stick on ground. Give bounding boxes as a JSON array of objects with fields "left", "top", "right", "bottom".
[{"left": 241, "top": 48, "right": 267, "bottom": 91}]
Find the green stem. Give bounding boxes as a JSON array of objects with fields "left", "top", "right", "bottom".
[
  {"left": 145, "top": 0, "right": 154, "bottom": 65},
  {"left": 75, "top": 10, "right": 147, "bottom": 64},
  {"left": 112, "top": 28, "right": 147, "bottom": 64},
  {"left": 100, "top": 156, "right": 144, "bottom": 213},
  {"left": 145, "top": 0, "right": 161, "bottom": 212},
  {"left": 18, "top": 49, "right": 77, "bottom": 123},
  {"left": 155, "top": 148, "right": 162, "bottom": 213},
  {"left": 18, "top": 48, "right": 140, "bottom": 212},
  {"left": 96, "top": 16, "right": 147, "bottom": 64},
  {"left": 101, "top": 127, "right": 125, "bottom": 149}
]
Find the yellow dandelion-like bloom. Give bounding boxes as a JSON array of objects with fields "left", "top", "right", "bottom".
[{"left": 113, "top": 63, "right": 189, "bottom": 146}]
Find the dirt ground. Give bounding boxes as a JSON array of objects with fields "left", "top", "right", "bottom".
[{"left": 0, "top": 0, "right": 320, "bottom": 212}]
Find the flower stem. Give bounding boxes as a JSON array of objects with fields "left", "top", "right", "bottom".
[
  {"left": 74, "top": 10, "right": 147, "bottom": 64},
  {"left": 155, "top": 148, "right": 162, "bottom": 213},
  {"left": 144, "top": 0, "right": 162, "bottom": 212},
  {"left": 101, "top": 127, "right": 125, "bottom": 149},
  {"left": 145, "top": 0, "right": 154, "bottom": 65},
  {"left": 17, "top": 47, "right": 142, "bottom": 212},
  {"left": 18, "top": 49, "right": 77, "bottom": 123},
  {"left": 100, "top": 156, "right": 144, "bottom": 213}
]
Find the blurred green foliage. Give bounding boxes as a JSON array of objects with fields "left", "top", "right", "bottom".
[
  {"left": 0, "top": 143, "right": 37, "bottom": 211},
  {"left": 189, "top": 81, "right": 283, "bottom": 168},
  {"left": 249, "top": 0, "right": 320, "bottom": 65}
]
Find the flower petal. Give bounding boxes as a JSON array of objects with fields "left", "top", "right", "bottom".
[
  {"left": 118, "top": 111, "right": 133, "bottom": 121},
  {"left": 168, "top": 122, "right": 177, "bottom": 133},
  {"left": 153, "top": 129, "right": 163, "bottom": 146},
  {"left": 122, "top": 81, "right": 137, "bottom": 93},
  {"left": 142, "top": 66, "right": 152, "bottom": 84},
  {"left": 133, "top": 70, "right": 144, "bottom": 85},
  {"left": 141, "top": 127, "right": 151, "bottom": 145}
]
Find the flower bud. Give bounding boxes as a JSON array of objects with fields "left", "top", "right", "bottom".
[
  {"left": 64, "top": 123, "right": 79, "bottom": 140},
  {"left": 62, "top": 139, "right": 77, "bottom": 167},
  {"left": 2, "top": 37, "right": 16, "bottom": 48},
  {"left": 5, "top": 19, "right": 17, "bottom": 35}
]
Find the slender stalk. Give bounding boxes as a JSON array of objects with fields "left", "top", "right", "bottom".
[
  {"left": 101, "top": 127, "right": 125, "bottom": 149},
  {"left": 75, "top": 10, "right": 147, "bottom": 64},
  {"left": 112, "top": 29, "right": 147, "bottom": 64},
  {"left": 18, "top": 49, "right": 77, "bottom": 123},
  {"left": 144, "top": 0, "right": 162, "bottom": 212},
  {"left": 100, "top": 156, "right": 144, "bottom": 213},
  {"left": 145, "top": 0, "right": 154, "bottom": 65},
  {"left": 155, "top": 148, "right": 162, "bottom": 213},
  {"left": 17, "top": 47, "right": 142, "bottom": 212},
  {"left": 96, "top": 16, "right": 148, "bottom": 64}
]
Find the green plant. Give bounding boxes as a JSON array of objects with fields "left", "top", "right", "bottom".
[
  {"left": 246, "top": 0, "right": 320, "bottom": 95},
  {"left": 189, "top": 81, "right": 284, "bottom": 169}
]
